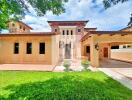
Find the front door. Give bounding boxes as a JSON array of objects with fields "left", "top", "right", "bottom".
[
  {"left": 65, "top": 44, "right": 71, "bottom": 59},
  {"left": 104, "top": 47, "right": 108, "bottom": 58}
]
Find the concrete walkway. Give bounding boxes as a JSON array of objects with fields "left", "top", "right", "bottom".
[
  {"left": 99, "top": 59, "right": 132, "bottom": 90},
  {"left": 100, "top": 59, "right": 132, "bottom": 78},
  {"left": 98, "top": 68, "right": 132, "bottom": 90},
  {"left": 0, "top": 64, "right": 54, "bottom": 71}
]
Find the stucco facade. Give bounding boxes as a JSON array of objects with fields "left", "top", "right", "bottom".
[
  {"left": 0, "top": 35, "right": 52, "bottom": 64},
  {"left": 0, "top": 20, "right": 132, "bottom": 67},
  {"left": 81, "top": 32, "right": 132, "bottom": 67}
]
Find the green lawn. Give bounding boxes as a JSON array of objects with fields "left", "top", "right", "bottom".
[{"left": 0, "top": 71, "right": 132, "bottom": 100}]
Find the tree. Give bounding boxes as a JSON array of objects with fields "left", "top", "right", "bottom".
[
  {"left": 103, "top": 0, "right": 131, "bottom": 26},
  {"left": 0, "top": 0, "right": 131, "bottom": 30},
  {"left": 0, "top": 0, "right": 68, "bottom": 30},
  {"left": 128, "top": 14, "right": 132, "bottom": 26},
  {"left": 103, "top": 0, "right": 129, "bottom": 9}
]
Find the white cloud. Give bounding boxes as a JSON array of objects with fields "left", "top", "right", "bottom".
[
  {"left": 22, "top": 15, "right": 51, "bottom": 32},
  {"left": 21, "top": 0, "right": 132, "bottom": 32}
]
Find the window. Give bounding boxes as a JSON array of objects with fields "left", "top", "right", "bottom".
[
  {"left": 86, "top": 46, "right": 90, "bottom": 53},
  {"left": 62, "top": 30, "right": 65, "bottom": 35},
  {"left": 55, "top": 29, "right": 57, "bottom": 32},
  {"left": 67, "top": 30, "right": 69, "bottom": 35},
  {"left": 20, "top": 25, "right": 22, "bottom": 29},
  {"left": 23, "top": 27, "right": 25, "bottom": 31},
  {"left": 26, "top": 43, "right": 32, "bottom": 54},
  {"left": 127, "top": 45, "right": 131, "bottom": 48},
  {"left": 39, "top": 43, "right": 45, "bottom": 54},
  {"left": 78, "top": 29, "right": 81, "bottom": 32},
  {"left": 111, "top": 46, "right": 119, "bottom": 49},
  {"left": 12, "top": 23, "right": 15, "bottom": 27},
  {"left": 71, "top": 30, "right": 73, "bottom": 35},
  {"left": 123, "top": 45, "right": 126, "bottom": 48},
  {"left": 14, "top": 43, "right": 19, "bottom": 54}
]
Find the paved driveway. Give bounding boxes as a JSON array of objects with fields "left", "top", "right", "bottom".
[
  {"left": 99, "top": 59, "right": 132, "bottom": 89},
  {"left": 100, "top": 59, "right": 132, "bottom": 79},
  {"left": 0, "top": 64, "right": 55, "bottom": 71}
]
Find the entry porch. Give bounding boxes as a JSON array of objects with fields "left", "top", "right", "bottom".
[{"left": 81, "top": 31, "right": 132, "bottom": 67}]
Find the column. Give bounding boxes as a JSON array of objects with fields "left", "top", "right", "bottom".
[
  {"left": 71, "top": 43, "right": 73, "bottom": 59},
  {"left": 90, "top": 39, "right": 99, "bottom": 67},
  {"left": 108, "top": 45, "right": 111, "bottom": 59}
]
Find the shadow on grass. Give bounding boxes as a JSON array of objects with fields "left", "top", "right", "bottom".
[{"left": 0, "top": 75, "right": 132, "bottom": 100}]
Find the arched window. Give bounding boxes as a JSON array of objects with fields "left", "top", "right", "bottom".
[
  {"left": 62, "top": 30, "right": 65, "bottom": 35},
  {"left": 67, "top": 30, "right": 69, "bottom": 35},
  {"left": 71, "top": 30, "right": 73, "bottom": 35},
  {"left": 78, "top": 29, "right": 81, "bottom": 32},
  {"left": 12, "top": 23, "right": 15, "bottom": 27},
  {"left": 55, "top": 28, "right": 57, "bottom": 32}
]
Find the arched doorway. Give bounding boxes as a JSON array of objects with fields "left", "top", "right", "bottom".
[{"left": 65, "top": 43, "right": 71, "bottom": 59}]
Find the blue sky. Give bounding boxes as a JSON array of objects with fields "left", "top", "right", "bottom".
[{"left": 3, "top": 0, "right": 132, "bottom": 33}]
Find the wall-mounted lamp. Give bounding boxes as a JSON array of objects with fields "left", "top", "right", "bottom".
[{"left": 95, "top": 43, "right": 99, "bottom": 51}]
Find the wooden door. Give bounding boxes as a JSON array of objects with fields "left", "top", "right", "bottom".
[{"left": 104, "top": 47, "right": 108, "bottom": 58}]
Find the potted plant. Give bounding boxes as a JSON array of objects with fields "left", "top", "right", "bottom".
[
  {"left": 81, "top": 60, "right": 90, "bottom": 70},
  {"left": 63, "top": 60, "right": 71, "bottom": 72}
]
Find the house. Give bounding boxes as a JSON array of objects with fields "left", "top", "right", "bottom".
[
  {"left": 0, "top": 20, "right": 132, "bottom": 67},
  {"left": 119, "top": 25, "right": 132, "bottom": 49}
]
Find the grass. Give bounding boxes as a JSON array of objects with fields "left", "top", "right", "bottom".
[{"left": 0, "top": 71, "right": 132, "bottom": 100}]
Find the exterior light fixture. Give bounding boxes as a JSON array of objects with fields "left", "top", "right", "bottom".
[{"left": 95, "top": 43, "right": 99, "bottom": 51}]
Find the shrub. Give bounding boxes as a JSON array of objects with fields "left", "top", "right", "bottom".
[
  {"left": 81, "top": 60, "right": 90, "bottom": 70},
  {"left": 63, "top": 60, "right": 71, "bottom": 72}
]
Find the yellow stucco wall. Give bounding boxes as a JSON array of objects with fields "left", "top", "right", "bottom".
[
  {"left": 81, "top": 34, "right": 132, "bottom": 67},
  {"left": 51, "top": 35, "right": 60, "bottom": 65},
  {"left": 8, "top": 21, "right": 30, "bottom": 33},
  {"left": 0, "top": 36, "right": 52, "bottom": 64}
]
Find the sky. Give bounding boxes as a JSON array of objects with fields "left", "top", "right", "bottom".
[{"left": 2, "top": 0, "right": 132, "bottom": 33}]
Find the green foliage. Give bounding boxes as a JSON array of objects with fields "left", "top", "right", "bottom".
[
  {"left": 0, "top": 0, "right": 130, "bottom": 30},
  {"left": 128, "top": 15, "right": 132, "bottom": 26},
  {"left": 0, "top": 0, "right": 68, "bottom": 29},
  {"left": 0, "top": 71, "right": 132, "bottom": 100},
  {"left": 27, "top": 0, "right": 68, "bottom": 16},
  {"left": 81, "top": 60, "right": 90, "bottom": 70},
  {"left": 63, "top": 60, "right": 71, "bottom": 71},
  {"left": 103, "top": 0, "right": 129, "bottom": 9}
]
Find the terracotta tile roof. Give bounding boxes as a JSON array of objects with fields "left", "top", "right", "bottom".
[
  {"left": 48, "top": 20, "right": 89, "bottom": 23},
  {"left": 84, "top": 28, "right": 97, "bottom": 30},
  {"left": 84, "top": 28, "right": 97, "bottom": 31},
  {"left": 89, "top": 31, "right": 132, "bottom": 34},
  {"left": 0, "top": 32, "right": 58, "bottom": 37},
  {"left": 17, "top": 21, "right": 33, "bottom": 30},
  {"left": 81, "top": 31, "right": 132, "bottom": 41}
]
